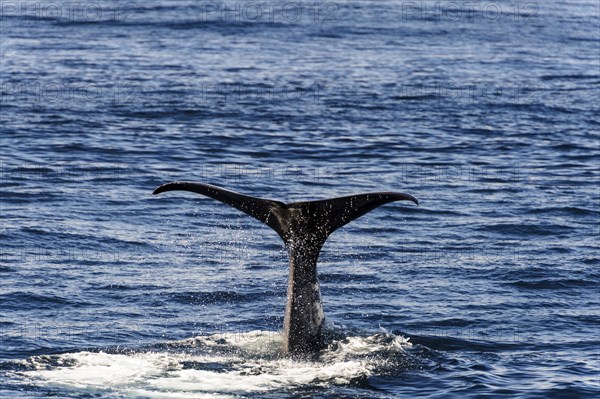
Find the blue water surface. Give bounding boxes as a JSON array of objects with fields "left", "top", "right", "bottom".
[{"left": 0, "top": 1, "right": 599, "bottom": 398}]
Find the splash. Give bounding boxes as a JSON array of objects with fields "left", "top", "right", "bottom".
[{"left": 13, "top": 331, "right": 413, "bottom": 398}]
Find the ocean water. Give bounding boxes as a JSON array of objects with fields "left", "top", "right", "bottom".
[{"left": 0, "top": 0, "right": 598, "bottom": 398}]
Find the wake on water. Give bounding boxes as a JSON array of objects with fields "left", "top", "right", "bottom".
[{"left": 4, "top": 329, "right": 420, "bottom": 398}]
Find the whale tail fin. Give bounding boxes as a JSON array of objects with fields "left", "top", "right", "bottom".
[
  {"left": 153, "top": 181, "right": 288, "bottom": 238},
  {"left": 153, "top": 181, "right": 418, "bottom": 247},
  {"left": 154, "top": 181, "right": 418, "bottom": 355}
]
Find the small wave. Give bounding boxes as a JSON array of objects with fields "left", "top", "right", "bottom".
[
  {"left": 525, "top": 206, "right": 599, "bottom": 217},
  {"left": 54, "top": 18, "right": 293, "bottom": 31},
  {"left": 477, "top": 223, "right": 575, "bottom": 236},
  {"left": 506, "top": 279, "right": 596, "bottom": 290},
  {"left": 0, "top": 292, "right": 84, "bottom": 310},
  {"left": 168, "top": 290, "right": 275, "bottom": 305},
  {"left": 406, "top": 333, "right": 518, "bottom": 352},
  {"left": 581, "top": 258, "right": 599, "bottom": 265},
  {"left": 540, "top": 74, "right": 600, "bottom": 81},
  {"left": 94, "top": 284, "right": 161, "bottom": 291},
  {"left": 390, "top": 94, "right": 438, "bottom": 101},
  {"left": 393, "top": 208, "right": 463, "bottom": 216},
  {"left": 319, "top": 273, "right": 379, "bottom": 283}
]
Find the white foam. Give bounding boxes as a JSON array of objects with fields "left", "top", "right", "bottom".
[{"left": 17, "top": 330, "right": 411, "bottom": 398}]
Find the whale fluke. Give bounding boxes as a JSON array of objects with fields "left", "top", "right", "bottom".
[
  {"left": 154, "top": 182, "right": 288, "bottom": 238},
  {"left": 153, "top": 181, "right": 418, "bottom": 355}
]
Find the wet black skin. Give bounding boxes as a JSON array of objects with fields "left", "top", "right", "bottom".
[{"left": 153, "top": 182, "right": 418, "bottom": 356}]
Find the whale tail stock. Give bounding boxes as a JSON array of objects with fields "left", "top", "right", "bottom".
[{"left": 152, "top": 181, "right": 418, "bottom": 354}]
